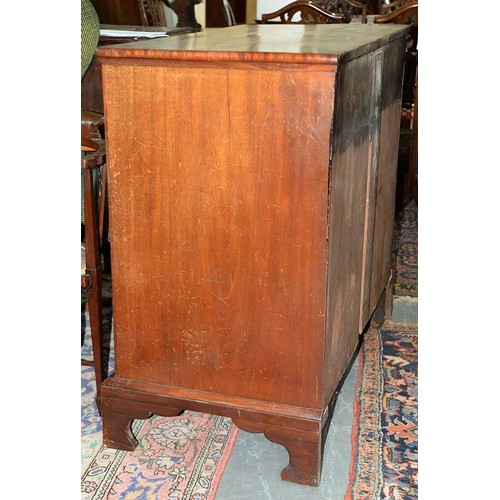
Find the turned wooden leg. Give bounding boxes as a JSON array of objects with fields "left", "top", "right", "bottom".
[
  {"left": 102, "top": 397, "right": 182, "bottom": 451},
  {"left": 233, "top": 418, "right": 323, "bottom": 487}
]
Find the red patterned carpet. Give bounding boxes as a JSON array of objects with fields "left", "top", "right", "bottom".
[
  {"left": 81, "top": 304, "right": 238, "bottom": 499},
  {"left": 346, "top": 322, "right": 418, "bottom": 500},
  {"left": 393, "top": 201, "right": 418, "bottom": 298}
]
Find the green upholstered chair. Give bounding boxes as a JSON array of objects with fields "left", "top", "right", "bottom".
[{"left": 81, "top": 0, "right": 100, "bottom": 78}]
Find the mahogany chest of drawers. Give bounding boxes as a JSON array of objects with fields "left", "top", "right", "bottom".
[{"left": 97, "top": 24, "right": 408, "bottom": 486}]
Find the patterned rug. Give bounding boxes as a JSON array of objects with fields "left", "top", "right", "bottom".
[
  {"left": 81, "top": 289, "right": 238, "bottom": 499},
  {"left": 392, "top": 201, "right": 418, "bottom": 298},
  {"left": 346, "top": 322, "right": 418, "bottom": 500}
]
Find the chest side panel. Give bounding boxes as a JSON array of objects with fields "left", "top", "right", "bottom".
[
  {"left": 324, "top": 50, "right": 378, "bottom": 405},
  {"left": 103, "top": 62, "right": 334, "bottom": 408}
]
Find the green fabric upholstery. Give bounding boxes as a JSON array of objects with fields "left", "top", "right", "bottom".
[
  {"left": 81, "top": 0, "right": 100, "bottom": 78},
  {"left": 82, "top": 0, "right": 100, "bottom": 224}
]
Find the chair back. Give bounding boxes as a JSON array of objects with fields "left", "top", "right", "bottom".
[
  {"left": 139, "top": 0, "right": 168, "bottom": 26},
  {"left": 375, "top": 1, "right": 417, "bottom": 25},
  {"left": 374, "top": 1, "right": 417, "bottom": 49},
  {"left": 261, "top": 1, "right": 350, "bottom": 24},
  {"left": 316, "top": 0, "right": 368, "bottom": 23}
]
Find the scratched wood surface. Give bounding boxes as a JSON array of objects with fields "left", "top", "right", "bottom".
[{"left": 104, "top": 63, "right": 335, "bottom": 408}]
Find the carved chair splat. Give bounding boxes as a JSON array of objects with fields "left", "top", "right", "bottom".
[{"left": 261, "top": 1, "right": 350, "bottom": 24}]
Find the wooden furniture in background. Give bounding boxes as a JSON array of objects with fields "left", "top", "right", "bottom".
[
  {"left": 81, "top": 111, "right": 107, "bottom": 410},
  {"left": 380, "top": 0, "right": 412, "bottom": 15},
  {"left": 96, "top": 23, "right": 409, "bottom": 486},
  {"left": 317, "top": 0, "right": 369, "bottom": 23},
  {"left": 90, "top": 0, "right": 202, "bottom": 30},
  {"left": 90, "top": 0, "right": 162, "bottom": 25},
  {"left": 376, "top": 0, "right": 417, "bottom": 24},
  {"left": 375, "top": 1, "right": 418, "bottom": 206},
  {"left": 261, "top": 1, "right": 350, "bottom": 23}
]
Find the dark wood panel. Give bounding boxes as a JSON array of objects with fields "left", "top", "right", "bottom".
[
  {"left": 205, "top": 0, "right": 227, "bottom": 27},
  {"left": 369, "top": 36, "right": 406, "bottom": 311},
  {"left": 359, "top": 47, "right": 383, "bottom": 328},
  {"left": 323, "top": 51, "right": 374, "bottom": 405},
  {"left": 206, "top": 0, "right": 246, "bottom": 27},
  {"left": 91, "top": 0, "right": 144, "bottom": 25},
  {"left": 81, "top": 57, "right": 103, "bottom": 114}
]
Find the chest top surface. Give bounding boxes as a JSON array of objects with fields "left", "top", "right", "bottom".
[{"left": 96, "top": 24, "right": 409, "bottom": 66}]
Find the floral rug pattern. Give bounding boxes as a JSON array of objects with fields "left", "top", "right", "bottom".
[
  {"left": 346, "top": 322, "right": 418, "bottom": 500},
  {"left": 81, "top": 294, "right": 238, "bottom": 499},
  {"left": 392, "top": 201, "right": 418, "bottom": 298}
]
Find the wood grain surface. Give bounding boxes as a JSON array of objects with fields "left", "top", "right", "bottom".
[
  {"left": 104, "top": 62, "right": 335, "bottom": 408},
  {"left": 99, "top": 24, "right": 408, "bottom": 485}
]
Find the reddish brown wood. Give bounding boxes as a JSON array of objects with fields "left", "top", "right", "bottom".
[
  {"left": 103, "top": 63, "right": 332, "bottom": 408},
  {"left": 102, "top": 397, "right": 183, "bottom": 450},
  {"left": 234, "top": 418, "right": 324, "bottom": 486},
  {"left": 97, "top": 24, "right": 408, "bottom": 486}
]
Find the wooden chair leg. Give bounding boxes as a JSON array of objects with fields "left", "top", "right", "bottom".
[
  {"left": 87, "top": 266, "right": 104, "bottom": 412},
  {"left": 82, "top": 164, "right": 106, "bottom": 413}
]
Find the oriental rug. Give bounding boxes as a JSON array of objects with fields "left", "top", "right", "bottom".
[
  {"left": 346, "top": 322, "right": 418, "bottom": 500},
  {"left": 392, "top": 201, "right": 418, "bottom": 298},
  {"left": 81, "top": 301, "right": 238, "bottom": 499}
]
